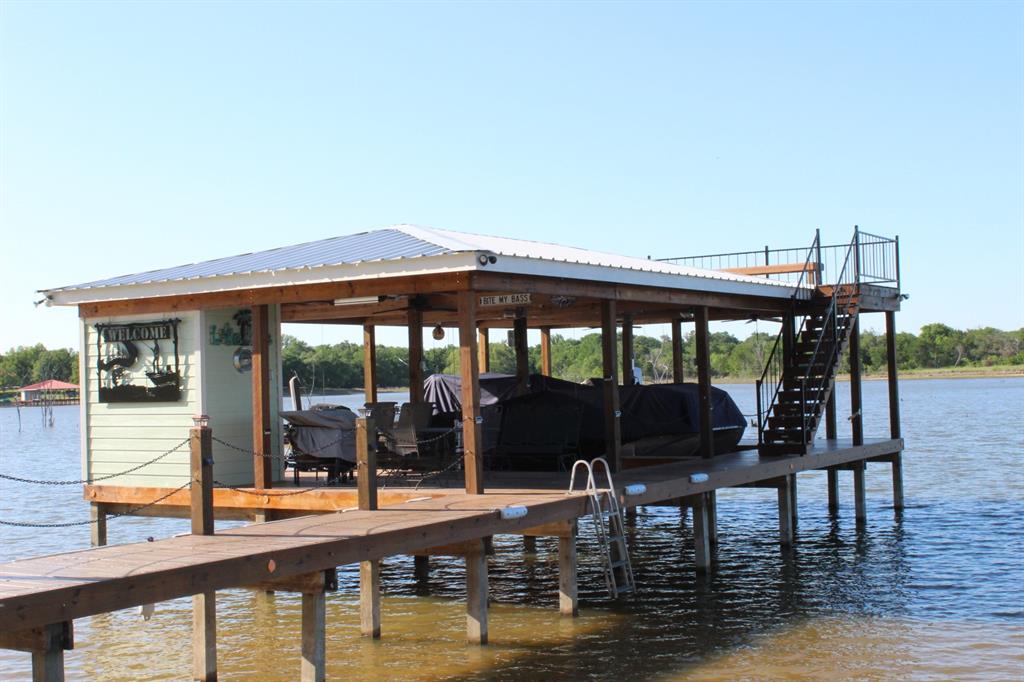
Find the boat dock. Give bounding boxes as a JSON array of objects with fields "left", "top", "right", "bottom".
[{"left": 4, "top": 225, "right": 907, "bottom": 680}]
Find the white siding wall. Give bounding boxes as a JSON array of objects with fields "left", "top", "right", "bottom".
[
  {"left": 84, "top": 312, "right": 200, "bottom": 488},
  {"left": 83, "top": 305, "right": 284, "bottom": 488}
]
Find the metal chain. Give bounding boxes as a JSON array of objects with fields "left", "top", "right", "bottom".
[
  {"left": 0, "top": 481, "right": 192, "bottom": 528},
  {"left": 213, "top": 433, "right": 348, "bottom": 460},
  {"left": 212, "top": 479, "right": 343, "bottom": 497},
  {"left": 0, "top": 439, "right": 190, "bottom": 486}
]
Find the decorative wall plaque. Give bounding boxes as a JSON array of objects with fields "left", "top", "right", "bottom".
[{"left": 95, "top": 319, "right": 181, "bottom": 403}]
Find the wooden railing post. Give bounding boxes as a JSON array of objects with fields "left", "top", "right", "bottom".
[{"left": 190, "top": 417, "right": 216, "bottom": 682}]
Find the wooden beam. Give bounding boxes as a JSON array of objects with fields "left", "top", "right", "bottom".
[
  {"left": 248, "top": 569, "right": 337, "bottom": 594},
  {"left": 408, "top": 309, "right": 424, "bottom": 404},
  {"left": 251, "top": 304, "right": 273, "bottom": 489},
  {"left": 79, "top": 271, "right": 473, "bottom": 318},
  {"left": 521, "top": 520, "right": 573, "bottom": 538},
  {"left": 0, "top": 621, "right": 72, "bottom": 653},
  {"left": 849, "top": 314, "right": 863, "bottom": 446},
  {"left": 301, "top": 589, "right": 326, "bottom": 682},
  {"left": 600, "top": 300, "right": 622, "bottom": 471},
  {"left": 514, "top": 316, "right": 529, "bottom": 395},
  {"left": 465, "top": 540, "right": 488, "bottom": 644},
  {"left": 886, "top": 311, "right": 904, "bottom": 510},
  {"left": 723, "top": 262, "right": 817, "bottom": 277},
  {"left": 192, "top": 591, "right": 217, "bottom": 682},
  {"left": 671, "top": 319, "right": 684, "bottom": 382},
  {"left": 621, "top": 314, "right": 634, "bottom": 386},
  {"left": 458, "top": 291, "right": 484, "bottom": 494},
  {"left": 540, "top": 327, "right": 552, "bottom": 376},
  {"left": 363, "top": 324, "right": 377, "bottom": 404},
  {"left": 694, "top": 307, "right": 713, "bottom": 459},
  {"left": 414, "top": 555, "right": 429, "bottom": 580},
  {"left": 558, "top": 521, "right": 578, "bottom": 617},
  {"left": 190, "top": 426, "right": 214, "bottom": 536}
]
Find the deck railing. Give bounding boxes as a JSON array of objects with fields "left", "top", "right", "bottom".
[{"left": 660, "top": 227, "right": 900, "bottom": 291}]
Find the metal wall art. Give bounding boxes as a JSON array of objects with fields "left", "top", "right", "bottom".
[{"left": 95, "top": 319, "right": 181, "bottom": 403}]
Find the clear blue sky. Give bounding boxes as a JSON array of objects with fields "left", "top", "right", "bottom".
[{"left": 1, "top": 1, "right": 1021, "bottom": 351}]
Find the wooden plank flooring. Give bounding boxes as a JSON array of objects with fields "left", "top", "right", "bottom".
[{"left": 4, "top": 438, "right": 901, "bottom": 633}]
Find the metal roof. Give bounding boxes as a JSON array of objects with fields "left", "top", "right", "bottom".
[{"left": 43, "top": 224, "right": 806, "bottom": 305}]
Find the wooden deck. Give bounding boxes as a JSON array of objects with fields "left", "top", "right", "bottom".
[{"left": 5, "top": 438, "right": 900, "bottom": 633}]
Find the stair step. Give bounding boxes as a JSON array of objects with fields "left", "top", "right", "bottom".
[{"left": 610, "top": 559, "right": 629, "bottom": 568}]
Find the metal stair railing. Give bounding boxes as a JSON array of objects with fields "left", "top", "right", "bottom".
[
  {"left": 755, "top": 230, "right": 820, "bottom": 447},
  {"left": 568, "top": 458, "right": 635, "bottom": 598},
  {"left": 796, "top": 229, "right": 861, "bottom": 447}
]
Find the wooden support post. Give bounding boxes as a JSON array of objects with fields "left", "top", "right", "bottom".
[
  {"left": 671, "top": 318, "right": 684, "bottom": 383},
  {"left": 408, "top": 309, "right": 424, "bottom": 404},
  {"left": 694, "top": 306, "right": 714, "bottom": 459},
  {"left": 414, "top": 555, "right": 430, "bottom": 580},
  {"left": 190, "top": 424, "right": 214, "bottom": 536},
  {"left": 300, "top": 589, "right": 326, "bottom": 682},
  {"left": 251, "top": 304, "right": 273, "bottom": 489},
  {"left": 558, "top": 522, "right": 578, "bottom": 617},
  {"left": 854, "top": 461, "right": 867, "bottom": 524},
  {"left": 1, "top": 621, "right": 74, "bottom": 682},
  {"left": 465, "top": 539, "right": 489, "bottom": 644},
  {"left": 826, "top": 391, "right": 837, "bottom": 440},
  {"left": 458, "top": 291, "right": 484, "bottom": 494},
  {"left": 477, "top": 328, "right": 490, "bottom": 374},
  {"left": 356, "top": 416, "right": 381, "bottom": 638},
  {"left": 513, "top": 316, "right": 529, "bottom": 396},
  {"left": 192, "top": 592, "right": 217, "bottom": 682},
  {"left": 827, "top": 468, "right": 839, "bottom": 513},
  {"left": 778, "top": 476, "right": 794, "bottom": 546},
  {"left": 540, "top": 326, "right": 552, "bottom": 376},
  {"left": 356, "top": 417, "right": 377, "bottom": 512},
  {"left": 849, "top": 314, "right": 864, "bottom": 447},
  {"left": 363, "top": 324, "right": 377, "bottom": 405},
  {"left": 89, "top": 503, "right": 107, "bottom": 547},
  {"left": 706, "top": 490, "right": 718, "bottom": 547},
  {"left": 359, "top": 560, "right": 381, "bottom": 639},
  {"left": 688, "top": 494, "right": 711, "bottom": 572},
  {"left": 789, "top": 473, "right": 798, "bottom": 526},
  {"left": 621, "top": 314, "right": 634, "bottom": 386},
  {"left": 523, "top": 535, "right": 537, "bottom": 553},
  {"left": 886, "top": 310, "right": 904, "bottom": 510},
  {"left": 600, "top": 300, "right": 622, "bottom": 470}
]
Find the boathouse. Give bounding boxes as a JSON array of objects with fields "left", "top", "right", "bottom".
[{"left": 2, "top": 224, "right": 905, "bottom": 680}]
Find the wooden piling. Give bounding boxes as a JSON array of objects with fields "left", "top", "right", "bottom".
[
  {"left": 600, "top": 300, "right": 622, "bottom": 470},
  {"left": 789, "top": 474, "right": 798, "bottom": 526},
  {"left": 356, "top": 417, "right": 381, "bottom": 638},
  {"left": 89, "top": 503, "right": 106, "bottom": 547},
  {"left": 414, "top": 555, "right": 430, "bottom": 580},
  {"left": 192, "top": 592, "right": 216, "bottom": 682},
  {"left": 458, "top": 291, "right": 485, "bottom": 494},
  {"left": 886, "top": 310, "right": 904, "bottom": 510},
  {"left": 558, "top": 522, "right": 578, "bottom": 617},
  {"left": 540, "top": 326, "right": 552, "bottom": 376},
  {"left": 300, "top": 589, "right": 326, "bottom": 682},
  {"left": 671, "top": 318, "right": 684, "bottom": 382},
  {"left": 465, "top": 539, "right": 489, "bottom": 644},
  {"left": 778, "top": 476, "right": 794, "bottom": 546},
  {"left": 408, "top": 309, "right": 425, "bottom": 404},
  {"left": 190, "top": 423, "right": 216, "bottom": 681},
  {"left": 688, "top": 494, "right": 711, "bottom": 572},
  {"left": 523, "top": 535, "right": 537, "bottom": 553},
  {"left": 251, "top": 304, "right": 273, "bottom": 489},
  {"left": 854, "top": 461, "right": 867, "bottom": 524},
  {"left": 477, "top": 328, "right": 489, "bottom": 374},
  {"left": 694, "top": 307, "right": 713, "bottom": 459},
  {"left": 621, "top": 314, "right": 634, "bottom": 386},
  {"left": 827, "top": 468, "right": 839, "bottom": 513},
  {"left": 706, "top": 491, "right": 718, "bottom": 547},
  {"left": 363, "top": 324, "right": 377, "bottom": 405}
]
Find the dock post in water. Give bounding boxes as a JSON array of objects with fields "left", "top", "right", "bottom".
[
  {"left": 356, "top": 417, "right": 381, "bottom": 639},
  {"left": 0, "top": 620, "right": 74, "bottom": 682},
  {"left": 826, "top": 391, "right": 839, "bottom": 512},
  {"left": 89, "top": 503, "right": 107, "bottom": 547},
  {"left": 849, "top": 313, "right": 867, "bottom": 525},
  {"left": 777, "top": 476, "right": 794, "bottom": 546},
  {"left": 886, "top": 310, "right": 905, "bottom": 510},
  {"left": 688, "top": 494, "right": 711, "bottom": 572},
  {"left": 559, "top": 521, "right": 579, "bottom": 617},
  {"left": 301, "top": 588, "right": 326, "bottom": 682},
  {"left": 190, "top": 418, "right": 216, "bottom": 682},
  {"left": 465, "top": 538, "right": 489, "bottom": 644},
  {"left": 706, "top": 490, "right": 718, "bottom": 547}
]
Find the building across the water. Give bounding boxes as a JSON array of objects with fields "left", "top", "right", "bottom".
[{"left": 16, "top": 379, "right": 79, "bottom": 405}]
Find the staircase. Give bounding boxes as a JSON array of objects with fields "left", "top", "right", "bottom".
[
  {"left": 756, "top": 230, "right": 863, "bottom": 455},
  {"left": 759, "top": 296, "right": 858, "bottom": 453}
]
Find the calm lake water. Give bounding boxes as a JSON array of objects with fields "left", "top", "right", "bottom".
[{"left": 1, "top": 378, "right": 1022, "bottom": 680}]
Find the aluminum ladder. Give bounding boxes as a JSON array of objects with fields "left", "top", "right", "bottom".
[{"left": 568, "top": 457, "right": 635, "bottom": 598}]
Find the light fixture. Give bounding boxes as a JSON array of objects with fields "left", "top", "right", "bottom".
[
  {"left": 432, "top": 324, "right": 445, "bottom": 340},
  {"left": 333, "top": 296, "right": 380, "bottom": 306}
]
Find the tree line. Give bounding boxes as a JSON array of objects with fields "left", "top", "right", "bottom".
[{"left": 2, "top": 323, "right": 1020, "bottom": 393}]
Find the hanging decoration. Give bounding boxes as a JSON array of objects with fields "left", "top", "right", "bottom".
[{"left": 95, "top": 319, "right": 182, "bottom": 403}]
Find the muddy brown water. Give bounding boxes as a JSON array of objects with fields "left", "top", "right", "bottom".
[{"left": 1, "top": 379, "right": 1022, "bottom": 680}]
